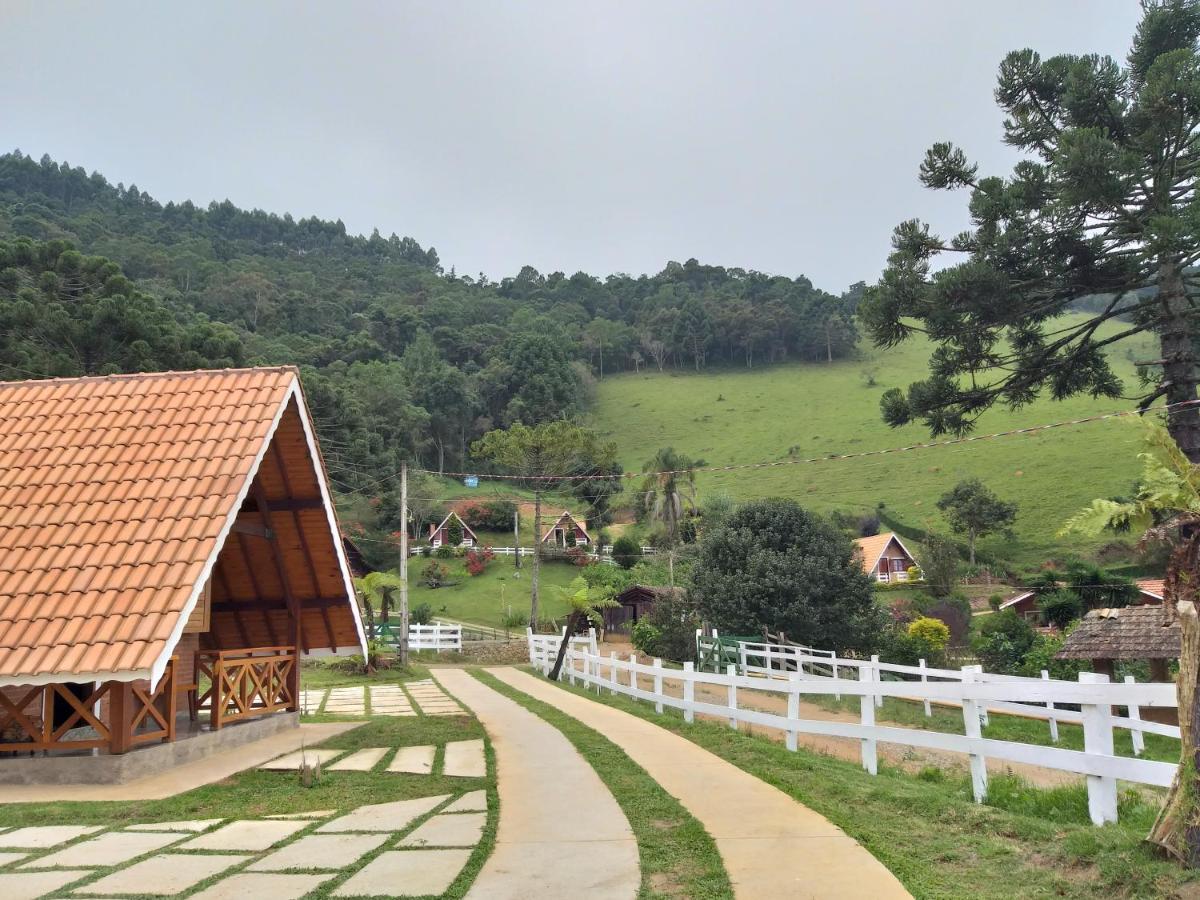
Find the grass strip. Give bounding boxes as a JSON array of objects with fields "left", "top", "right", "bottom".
[
  {"left": 471, "top": 668, "right": 733, "bottom": 900},
  {"left": 529, "top": 668, "right": 1199, "bottom": 900}
]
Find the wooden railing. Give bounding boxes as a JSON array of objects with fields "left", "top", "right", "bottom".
[
  {"left": 196, "top": 646, "right": 297, "bottom": 729},
  {"left": 0, "top": 657, "right": 177, "bottom": 754}
]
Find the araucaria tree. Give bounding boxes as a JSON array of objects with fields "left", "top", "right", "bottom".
[
  {"left": 859, "top": 1, "right": 1200, "bottom": 463},
  {"left": 936, "top": 478, "right": 1018, "bottom": 565},
  {"left": 690, "top": 499, "right": 887, "bottom": 652}
]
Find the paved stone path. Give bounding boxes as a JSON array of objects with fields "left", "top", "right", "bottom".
[
  {"left": 488, "top": 666, "right": 912, "bottom": 900},
  {"left": 434, "top": 669, "right": 639, "bottom": 900},
  {"left": 299, "top": 682, "right": 462, "bottom": 717}
]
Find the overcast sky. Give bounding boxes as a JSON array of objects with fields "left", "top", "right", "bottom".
[{"left": 3, "top": 2, "right": 1142, "bottom": 293}]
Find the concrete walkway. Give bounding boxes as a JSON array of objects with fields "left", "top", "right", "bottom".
[
  {"left": 433, "top": 669, "right": 639, "bottom": 900},
  {"left": 0, "top": 722, "right": 360, "bottom": 804},
  {"left": 488, "top": 667, "right": 911, "bottom": 900}
]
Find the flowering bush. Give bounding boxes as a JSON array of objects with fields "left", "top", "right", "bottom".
[
  {"left": 565, "top": 546, "right": 593, "bottom": 567},
  {"left": 465, "top": 546, "right": 496, "bottom": 576}
]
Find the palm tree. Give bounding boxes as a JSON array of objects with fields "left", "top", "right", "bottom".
[
  {"left": 357, "top": 572, "right": 404, "bottom": 626},
  {"left": 641, "top": 448, "right": 700, "bottom": 584},
  {"left": 1062, "top": 421, "right": 1200, "bottom": 863},
  {"left": 547, "top": 577, "right": 618, "bottom": 681}
]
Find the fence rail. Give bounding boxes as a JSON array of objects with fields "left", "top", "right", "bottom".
[
  {"left": 532, "top": 634, "right": 1179, "bottom": 826},
  {"left": 409, "top": 623, "right": 462, "bottom": 652}
]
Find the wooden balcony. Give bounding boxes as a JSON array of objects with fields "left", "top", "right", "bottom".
[{"left": 195, "top": 646, "right": 297, "bottom": 730}]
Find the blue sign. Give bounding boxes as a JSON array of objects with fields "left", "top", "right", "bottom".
[{"left": 463, "top": 475, "right": 479, "bottom": 488}]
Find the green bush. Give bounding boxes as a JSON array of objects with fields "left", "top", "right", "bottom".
[
  {"left": 1037, "top": 589, "right": 1082, "bottom": 629},
  {"left": 411, "top": 602, "right": 433, "bottom": 625},
  {"left": 611, "top": 535, "right": 641, "bottom": 569},
  {"left": 907, "top": 616, "right": 950, "bottom": 650},
  {"left": 434, "top": 546, "right": 455, "bottom": 560},
  {"left": 500, "top": 606, "right": 528, "bottom": 629},
  {"left": 971, "top": 610, "right": 1036, "bottom": 674},
  {"left": 421, "top": 560, "right": 450, "bottom": 588},
  {"left": 642, "top": 590, "right": 700, "bottom": 662},
  {"left": 630, "top": 621, "right": 663, "bottom": 657}
]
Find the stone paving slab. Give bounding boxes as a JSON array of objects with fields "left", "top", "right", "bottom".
[
  {"left": 264, "top": 810, "right": 337, "bottom": 820},
  {"left": 0, "top": 826, "right": 103, "bottom": 849},
  {"left": 23, "top": 831, "right": 182, "bottom": 870},
  {"left": 316, "top": 795, "right": 449, "bottom": 833},
  {"left": 387, "top": 745, "right": 435, "bottom": 774},
  {"left": 443, "top": 790, "right": 488, "bottom": 813},
  {"left": 258, "top": 748, "right": 344, "bottom": 771},
  {"left": 323, "top": 687, "right": 366, "bottom": 715},
  {"left": 333, "top": 849, "right": 472, "bottom": 898},
  {"left": 0, "top": 851, "right": 27, "bottom": 866},
  {"left": 127, "top": 819, "right": 224, "bottom": 833},
  {"left": 327, "top": 747, "right": 389, "bottom": 772},
  {"left": 0, "top": 869, "right": 91, "bottom": 900},
  {"left": 178, "top": 820, "right": 309, "bottom": 852},
  {"left": 299, "top": 691, "right": 327, "bottom": 714},
  {"left": 248, "top": 832, "right": 390, "bottom": 872},
  {"left": 489, "top": 666, "right": 913, "bottom": 900},
  {"left": 189, "top": 872, "right": 333, "bottom": 900},
  {"left": 442, "top": 739, "right": 486, "bottom": 777},
  {"left": 398, "top": 813, "right": 485, "bottom": 848},
  {"left": 76, "top": 854, "right": 246, "bottom": 896}
]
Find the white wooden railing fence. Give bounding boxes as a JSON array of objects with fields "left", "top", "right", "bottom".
[
  {"left": 408, "top": 623, "right": 462, "bottom": 652},
  {"left": 530, "top": 632, "right": 1180, "bottom": 826}
]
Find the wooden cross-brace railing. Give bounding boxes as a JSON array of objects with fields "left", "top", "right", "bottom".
[{"left": 195, "top": 646, "right": 297, "bottom": 730}]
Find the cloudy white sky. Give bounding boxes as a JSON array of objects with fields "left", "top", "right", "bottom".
[{"left": 3, "top": 2, "right": 1141, "bottom": 292}]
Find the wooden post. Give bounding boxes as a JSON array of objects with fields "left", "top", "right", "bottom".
[
  {"left": 1042, "top": 670, "right": 1059, "bottom": 742},
  {"left": 738, "top": 642, "right": 747, "bottom": 677},
  {"left": 871, "top": 654, "right": 883, "bottom": 708},
  {"left": 609, "top": 652, "right": 618, "bottom": 696},
  {"left": 628, "top": 653, "right": 638, "bottom": 692},
  {"left": 399, "top": 462, "right": 410, "bottom": 666},
  {"left": 786, "top": 673, "right": 800, "bottom": 751},
  {"left": 919, "top": 658, "right": 931, "bottom": 717},
  {"left": 108, "top": 682, "right": 133, "bottom": 754},
  {"left": 860, "top": 664, "right": 877, "bottom": 775},
  {"left": 1080, "top": 672, "right": 1118, "bottom": 825},
  {"left": 961, "top": 666, "right": 988, "bottom": 803},
  {"left": 653, "top": 658, "right": 664, "bottom": 714},
  {"left": 682, "top": 662, "right": 695, "bottom": 723},
  {"left": 726, "top": 664, "right": 738, "bottom": 729},
  {"left": 1125, "top": 674, "right": 1145, "bottom": 756}
]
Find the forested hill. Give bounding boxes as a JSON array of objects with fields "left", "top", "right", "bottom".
[{"left": 0, "top": 150, "right": 859, "bottom": 493}]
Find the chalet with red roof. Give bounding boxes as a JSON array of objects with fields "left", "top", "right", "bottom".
[
  {"left": 853, "top": 532, "right": 917, "bottom": 583},
  {"left": 428, "top": 511, "right": 477, "bottom": 548},
  {"left": 541, "top": 511, "right": 591, "bottom": 548}
]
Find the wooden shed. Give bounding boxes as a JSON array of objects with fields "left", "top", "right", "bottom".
[
  {"left": 0, "top": 367, "right": 365, "bottom": 759},
  {"left": 604, "top": 585, "right": 681, "bottom": 634}
]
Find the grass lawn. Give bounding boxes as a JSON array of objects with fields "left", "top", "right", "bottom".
[
  {"left": 589, "top": 314, "right": 1157, "bottom": 569},
  {"left": 472, "top": 669, "right": 733, "bottom": 900},
  {"left": 404, "top": 558, "right": 582, "bottom": 627},
  {"left": 0, "top": 670, "right": 496, "bottom": 899},
  {"left": 531, "top": 671, "right": 1198, "bottom": 899}
]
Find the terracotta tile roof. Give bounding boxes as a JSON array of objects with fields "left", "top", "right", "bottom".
[
  {"left": 0, "top": 368, "right": 298, "bottom": 686},
  {"left": 852, "top": 532, "right": 914, "bottom": 572},
  {"left": 1136, "top": 578, "right": 1165, "bottom": 601},
  {"left": 1055, "top": 604, "right": 1179, "bottom": 661}
]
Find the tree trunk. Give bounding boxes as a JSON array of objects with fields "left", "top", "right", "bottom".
[
  {"left": 1148, "top": 538, "right": 1200, "bottom": 862},
  {"left": 531, "top": 492, "right": 542, "bottom": 628},
  {"left": 968, "top": 531, "right": 976, "bottom": 567},
  {"left": 1159, "top": 260, "right": 1200, "bottom": 464},
  {"left": 548, "top": 610, "right": 584, "bottom": 681}
]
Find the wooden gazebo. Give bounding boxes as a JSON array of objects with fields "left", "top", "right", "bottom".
[
  {"left": 1056, "top": 604, "right": 1178, "bottom": 682},
  {"left": 0, "top": 367, "right": 366, "bottom": 757}
]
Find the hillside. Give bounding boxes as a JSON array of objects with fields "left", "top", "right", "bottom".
[{"left": 590, "top": 318, "right": 1159, "bottom": 570}]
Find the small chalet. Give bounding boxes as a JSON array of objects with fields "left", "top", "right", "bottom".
[
  {"left": 854, "top": 532, "right": 917, "bottom": 583},
  {"left": 428, "top": 511, "right": 477, "bottom": 548},
  {"left": 1001, "top": 577, "right": 1167, "bottom": 621},
  {"left": 0, "top": 368, "right": 365, "bottom": 773},
  {"left": 603, "top": 584, "right": 681, "bottom": 634},
  {"left": 541, "top": 511, "right": 591, "bottom": 548}
]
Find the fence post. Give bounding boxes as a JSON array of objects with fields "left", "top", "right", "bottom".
[
  {"left": 832, "top": 654, "right": 840, "bottom": 701},
  {"left": 738, "top": 643, "right": 748, "bottom": 677},
  {"left": 653, "top": 658, "right": 664, "bottom": 714},
  {"left": 786, "top": 673, "right": 800, "bottom": 752},
  {"left": 860, "top": 664, "right": 877, "bottom": 775},
  {"left": 526, "top": 627, "right": 534, "bottom": 666},
  {"left": 1080, "top": 672, "right": 1118, "bottom": 825},
  {"left": 628, "top": 653, "right": 638, "bottom": 693},
  {"left": 682, "top": 662, "right": 695, "bottom": 723},
  {"left": 1125, "top": 674, "right": 1145, "bottom": 757},
  {"left": 871, "top": 654, "right": 882, "bottom": 708},
  {"left": 609, "top": 652, "right": 618, "bottom": 696},
  {"left": 919, "top": 658, "right": 931, "bottom": 717},
  {"left": 1042, "top": 670, "right": 1059, "bottom": 742},
  {"left": 973, "top": 665, "right": 989, "bottom": 726},
  {"left": 960, "top": 666, "right": 988, "bottom": 803},
  {"left": 726, "top": 664, "right": 739, "bottom": 729}
]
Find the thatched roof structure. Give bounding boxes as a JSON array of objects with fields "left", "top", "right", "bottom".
[{"left": 1055, "top": 604, "right": 1180, "bottom": 661}]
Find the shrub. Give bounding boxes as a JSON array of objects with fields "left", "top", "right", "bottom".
[
  {"left": 988, "top": 593, "right": 1003, "bottom": 612},
  {"left": 915, "top": 595, "right": 972, "bottom": 646},
  {"left": 1019, "top": 629, "right": 1086, "bottom": 680},
  {"left": 566, "top": 546, "right": 592, "bottom": 567},
  {"left": 971, "top": 610, "right": 1036, "bottom": 674},
  {"left": 565, "top": 528, "right": 577, "bottom": 548},
  {"left": 630, "top": 621, "right": 663, "bottom": 657},
  {"left": 465, "top": 546, "right": 496, "bottom": 576},
  {"left": 907, "top": 616, "right": 950, "bottom": 650},
  {"left": 1037, "top": 589, "right": 1082, "bottom": 629},
  {"left": 642, "top": 589, "right": 701, "bottom": 662},
  {"left": 882, "top": 629, "right": 931, "bottom": 666},
  {"left": 611, "top": 536, "right": 641, "bottom": 569},
  {"left": 456, "top": 498, "right": 518, "bottom": 531},
  {"left": 446, "top": 515, "right": 464, "bottom": 547},
  {"left": 920, "top": 533, "right": 959, "bottom": 598},
  {"left": 500, "top": 606, "right": 527, "bottom": 629},
  {"left": 434, "top": 545, "right": 455, "bottom": 560},
  {"left": 421, "top": 560, "right": 450, "bottom": 588},
  {"left": 411, "top": 602, "right": 433, "bottom": 625}
]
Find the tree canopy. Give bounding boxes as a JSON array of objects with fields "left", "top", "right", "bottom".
[
  {"left": 859, "top": 0, "right": 1200, "bottom": 460},
  {"left": 936, "top": 478, "right": 1018, "bottom": 565}
]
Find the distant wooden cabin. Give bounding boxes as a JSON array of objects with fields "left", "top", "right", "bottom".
[
  {"left": 1001, "top": 577, "right": 1166, "bottom": 621},
  {"left": 541, "top": 511, "right": 591, "bottom": 548},
  {"left": 428, "top": 511, "right": 477, "bottom": 548},
  {"left": 853, "top": 532, "right": 917, "bottom": 583},
  {"left": 604, "top": 585, "right": 681, "bottom": 634},
  {"left": 0, "top": 367, "right": 366, "bottom": 769}
]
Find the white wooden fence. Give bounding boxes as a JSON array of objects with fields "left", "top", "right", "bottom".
[
  {"left": 408, "top": 623, "right": 462, "bottom": 652},
  {"left": 532, "top": 636, "right": 1180, "bottom": 826},
  {"left": 526, "top": 627, "right": 599, "bottom": 673}
]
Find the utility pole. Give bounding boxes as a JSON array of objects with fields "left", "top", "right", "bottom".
[
  {"left": 513, "top": 506, "right": 521, "bottom": 573},
  {"left": 399, "top": 462, "right": 410, "bottom": 667},
  {"left": 531, "top": 490, "right": 541, "bottom": 628}
]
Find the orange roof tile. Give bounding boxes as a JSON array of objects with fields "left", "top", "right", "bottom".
[
  {"left": 1136, "top": 578, "right": 1165, "bottom": 600},
  {"left": 852, "top": 532, "right": 913, "bottom": 573},
  {"left": 0, "top": 368, "right": 299, "bottom": 686}
]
